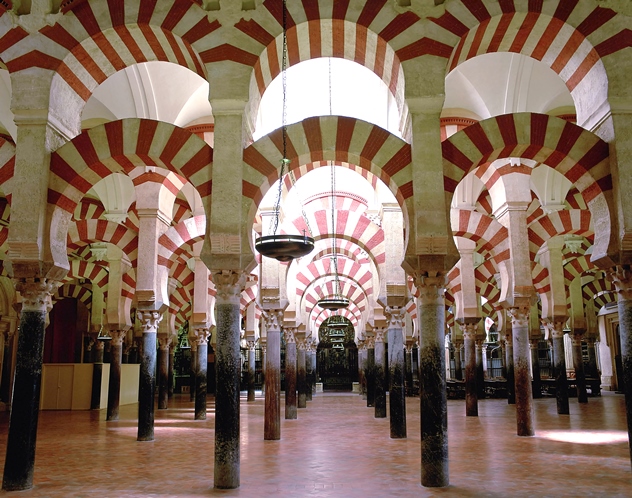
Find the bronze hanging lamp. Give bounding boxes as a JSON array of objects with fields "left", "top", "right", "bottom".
[
  {"left": 255, "top": 0, "right": 314, "bottom": 262},
  {"left": 317, "top": 162, "right": 350, "bottom": 311}
]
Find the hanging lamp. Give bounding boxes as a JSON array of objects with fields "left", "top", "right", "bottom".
[
  {"left": 328, "top": 314, "right": 347, "bottom": 329},
  {"left": 255, "top": 0, "right": 314, "bottom": 262},
  {"left": 317, "top": 162, "right": 350, "bottom": 311}
]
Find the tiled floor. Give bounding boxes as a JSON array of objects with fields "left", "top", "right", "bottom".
[{"left": 0, "top": 391, "right": 630, "bottom": 497}]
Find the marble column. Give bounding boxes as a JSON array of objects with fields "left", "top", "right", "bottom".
[
  {"left": 530, "top": 339, "right": 542, "bottom": 398},
  {"left": 247, "top": 340, "right": 256, "bottom": 402},
  {"left": 193, "top": 327, "right": 210, "bottom": 420},
  {"left": 505, "top": 332, "right": 515, "bottom": 405},
  {"left": 453, "top": 341, "right": 463, "bottom": 381},
  {"left": 213, "top": 270, "right": 245, "bottom": 489},
  {"left": 261, "top": 344, "right": 267, "bottom": 395},
  {"left": 168, "top": 343, "right": 175, "bottom": 398},
  {"left": 0, "top": 328, "right": 14, "bottom": 404},
  {"left": 462, "top": 322, "right": 478, "bottom": 417},
  {"left": 158, "top": 335, "right": 171, "bottom": 410},
  {"left": 297, "top": 339, "right": 307, "bottom": 409},
  {"left": 476, "top": 340, "right": 485, "bottom": 399},
  {"left": 404, "top": 344, "right": 413, "bottom": 396},
  {"left": 106, "top": 330, "right": 127, "bottom": 420},
  {"left": 189, "top": 341, "right": 197, "bottom": 402},
  {"left": 284, "top": 327, "right": 297, "bottom": 420},
  {"left": 572, "top": 332, "right": 588, "bottom": 403},
  {"left": 2, "top": 279, "right": 56, "bottom": 491},
  {"left": 550, "top": 320, "right": 570, "bottom": 415},
  {"left": 311, "top": 348, "right": 317, "bottom": 396},
  {"left": 305, "top": 342, "right": 313, "bottom": 401},
  {"left": 137, "top": 310, "right": 161, "bottom": 441},
  {"left": 509, "top": 307, "right": 535, "bottom": 436},
  {"left": 91, "top": 340, "right": 105, "bottom": 410},
  {"left": 386, "top": 307, "right": 406, "bottom": 438},
  {"left": 366, "top": 339, "right": 375, "bottom": 407},
  {"left": 415, "top": 275, "right": 449, "bottom": 488},
  {"left": 263, "top": 312, "right": 282, "bottom": 439},
  {"left": 374, "top": 328, "right": 387, "bottom": 418},
  {"left": 610, "top": 267, "right": 632, "bottom": 468},
  {"left": 585, "top": 337, "right": 599, "bottom": 380}
]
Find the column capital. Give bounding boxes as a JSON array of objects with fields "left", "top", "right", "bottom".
[
  {"left": 14, "top": 278, "right": 59, "bottom": 312},
  {"left": 191, "top": 327, "right": 210, "bottom": 346},
  {"left": 543, "top": 318, "right": 566, "bottom": 339},
  {"left": 246, "top": 340, "right": 256, "bottom": 350},
  {"left": 158, "top": 335, "right": 172, "bottom": 350},
  {"left": 212, "top": 270, "right": 247, "bottom": 304},
  {"left": 262, "top": 309, "right": 283, "bottom": 330},
  {"left": 410, "top": 273, "right": 446, "bottom": 305},
  {"left": 385, "top": 306, "right": 406, "bottom": 329},
  {"left": 610, "top": 265, "right": 632, "bottom": 301},
  {"left": 508, "top": 306, "right": 530, "bottom": 328},
  {"left": 366, "top": 336, "right": 375, "bottom": 349},
  {"left": 461, "top": 322, "right": 478, "bottom": 341},
  {"left": 297, "top": 339, "right": 307, "bottom": 351},
  {"left": 374, "top": 328, "right": 386, "bottom": 343},
  {"left": 136, "top": 310, "right": 163, "bottom": 334},
  {"left": 284, "top": 327, "right": 297, "bottom": 344},
  {"left": 109, "top": 329, "right": 127, "bottom": 346}
]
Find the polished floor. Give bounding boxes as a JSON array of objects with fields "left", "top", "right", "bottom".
[{"left": 0, "top": 391, "right": 630, "bottom": 497}]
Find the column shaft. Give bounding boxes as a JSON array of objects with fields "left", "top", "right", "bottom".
[
  {"left": 264, "top": 324, "right": 281, "bottom": 439},
  {"left": 453, "top": 344, "right": 462, "bottom": 381},
  {"left": 158, "top": 344, "right": 169, "bottom": 410},
  {"left": 505, "top": 338, "right": 515, "bottom": 404},
  {"left": 247, "top": 345, "right": 256, "bottom": 402},
  {"left": 572, "top": 335, "right": 588, "bottom": 403},
  {"left": 297, "top": 345, "right": 307, "bottom": 409},
  {"left": 464, "top": 331, "right": 477, "bottom": 416},
  {"left": 366, "top": 346, "right": 375, "bottom": 407},
  {"left": 305, "top": 347, "right": 313, "bottom": 401},
  {"left": 530, "top": 341, "right": 542, "bottom": 398},
  {"left": 374, "top": 331, "right": 386, "bottom": 418},
  {"left": 387, "top": 311, "right": 406, "bottom": 438},
  {"left": 510, "top": 309, "right": 535, "bottom": 436},
  {"left": 195, "top": 342, "right": 208, "bottom": 419},
  {"left": 285, "top": 333, "right": 297, "bottom": 419},
  {"left": 90, "top": 342, "right": 104, "bottom": 410},
  {"left": 168, "top": 347, "right": 175, "bottom": 398},
  {"left": 138, "top": 327, "right": 157, "bottom": 441},
  {"left": 107, "top": 333, "right": 124, "bottom": 421},
  {"left": 404, "top": 347, "right": 413, "bottom": 396},
  {"left": 551, "top": 325, "right": 570, "bottom": 415}
]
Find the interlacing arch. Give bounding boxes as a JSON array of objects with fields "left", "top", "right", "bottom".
[
  {"left": 442, "top": 112, "right": 611, "bottom": 260},
  {"left": 49, "top": 119, "right": 212, "bottom": 271}
]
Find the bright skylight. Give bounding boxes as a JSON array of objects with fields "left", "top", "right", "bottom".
[{"left": 253, "top": 57, "right": 401, "bottom": 140}]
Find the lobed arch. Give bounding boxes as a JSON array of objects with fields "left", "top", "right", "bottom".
[
  {"left": 48, "top": 119, "right": 212, "bottom": 274},
  {"left": 442, "top": 112, "right": 611, "bottom": 262},
  {"left": 433, "top": 1, "right": 626, "bottom": 124}
]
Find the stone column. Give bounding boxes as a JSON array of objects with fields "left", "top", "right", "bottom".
[
  {"left": 247, "top": 340, "right": 256, "bottom": 402},
  {"left": 2, "top": 279, "right": 56, "bottom": 491},
  {"left": 189, "top": 340, "right": 197, "bottom": 402},
  {"left": 386, "top": 307, "right": 406, "bottom": 438},
  {"left": 476, "top": 340, "right": 485, "bottom": 398},
  {"left": 213, "top": 270, "right": 246, "bottom": 489},
  {"left": 358, "top": 341, "right": 367, "bottom": 398},
  {"left": 585, "top": 337, "right": 599, "bottom": 380},
  {"left": 158, "top": 335, "right": 171, "bottom": 410},
  {"left": 462, "top": 322, "right": 478, "bottom": 416},
  {"left": 284, "top": 327, "right": 297, "bottom": 420},
  {"left": 305, "top": 341, "right": 313, "bottom": 401},
  {"left": 311, "top": 347, "right": 317, "bottom": 396},
  {"left": 610, "top": 267, "right": 632, "bottom": 467},
  {"left": 106, "top": 330, "right": 127, "bottom": 420},
  {"left": 366, "top": 337, "right": 375, "bottom": 407},
  {"left": 415, "top": 274, "right": 449, "bottom": 488},
  {"left": 530, "top": 339, "right": 542, "bottom": 398},
  {"left": 509, "top": 307, "right": 535, "bottom": 436},
  {"left": 136, "top": 311, "right": 161, "bottom": 441},
  {"left": 262, "top": 309, "right": 283, "bottom": 441},
  {"left": 90, "top": 340, "right": 105, "bottom": 409},
  {"left": 505, "top": 330, "right": 515, "bottom": 405},
  {"left": 261, "top": 344, "right": 267, "bottom": 395},
  {"left": 404, "top": 343, "right": 413, "bottom": 396},
  {"left": 0, "top": 326, "right": 15, "bottom": 404},
  {"left": 549, "top": 320, "right": 570, "bottom": 415},
  {"left": 297, "top": 339, "right": 307, "bottom": 409},
  {"left": 193, "top": 327, "right": 210, "bottom": 420},
  {"left": 168, "top": 342, "right": 175, "bottom": 398},
  {"left": 374, "top": 328, "right": 387, "bottom": 418},
  {"left": 572, "top": 332, "right": 588, "bottom": 403}
]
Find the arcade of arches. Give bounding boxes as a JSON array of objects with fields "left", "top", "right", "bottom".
[{"left": 0, "top": 0, "right": 630, "bottom": 494}]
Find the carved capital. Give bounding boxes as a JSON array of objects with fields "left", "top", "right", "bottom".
[
  {"left": 191, "top": 327, "right": 210, "bottom": 346},
  {"left": 109, "top": 329, "right": 127, "bottom": 346},
  {"left": 14, "top": 278, "right": 59, "bottom": 312},
  {"left": 365, "top": 336, "right": 375, "bottom": 349},
  {"left": 411, "top": 273, "right": 446, "bottom": 305},
  {"left": 461, "top": 322, "right": 477, "bottom": 341},
  {"left": 212, "top": 270, "right": 247, "bottom": 304},
  {"left": 543, "top": 319, "right": 566, "bottom": 339},
  {"left": 374, "top": 328, "right": 386, "bottom": 343},
  {"left": 136, "top": 310, "right": 163, "bottom": 334},
  {"left": 284, "top": 327, "right": 296, "bottom": 344},
  {"left": 95, "top": 340, "right": 105, "bottom": 352},
  {"left": 610, "top": 266, "right": 632, "bottom": 301},
  {"left": 262, "top": 309, "right": 283, "bottom": 331},
  {"left": 297, "top": 339, "right": 307, "bottom": 351},
  {"left": 385, "top": 306, "right": 406, "bottom": 329},
  {"left": 158, "top": 335, "right": 172, "bottom": 350},
  {"left": 508, "top": 306, "right": 530, "bottom": 328},
  {"left": 246, "top": 340, "right": 256, "bottom": 351}
]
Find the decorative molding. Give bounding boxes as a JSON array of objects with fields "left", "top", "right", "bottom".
[
  {"left": 136, "top": 310, "right": 163, "bottom": 334},
  {"left": 213, "top": 270, "right": 247, "bottom": 304},
  {"left": 262, "top": 309, "right": 283, "bottom": 330}
]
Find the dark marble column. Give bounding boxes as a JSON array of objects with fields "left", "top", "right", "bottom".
[
  {"left": 585, "top": 337, "right": 599, "bottom": 379},
  {"left": 305, "top": 342, "right": 313, "bottom": 401},
  {"left": 505, "top": 333, "right": 515, "bottom": 405},
  {"left": 213, "top": 271, "right": 245, "bottom": 489},
  {"left": 297, "top": 339, "right": 307, "bottom": 409},
  {"left": 462, "top": 322, "right": 478, "bottom": 417},
  {"left": 453, "top": 341, "right": 463, "bottom": 381},
  {"left": 374, "top": 328, "right": 386, "bottom": 418},
  {"left": 168, "top": 344, "right": 175, "bottom": 398},
  {"left": 366, "top": 341, "right": 375, "bottom": 407},
  {"left": 612, "top": 268, "right": 632, "bottom": 469},
  {"left": 530, "top": 339, "right": 542, "bottom": 398},
  {"left": 509, "top": 308, "right": 535, "bottom": 436},
  {"left": 2, "top": 279, "right": 55, "bottom": 491},
  {"left": 261, "top": 344, "right": 267, "bottom": 395},
  {"left": 90, "top": 340, "right": 105, "bottom": 410},
  {"left": 415, "top": 275, "right": 449, "bottom": 488},
  {"left": 572, "top": 332, "right": 588, "bottom": 403},
  {"left": 476, "top": 341, "right": 485, "bottom": 399},
  {"left": 404, "top": 344, "right": 413, "bottom": 396},
  {"left": 247, "top": 341, "right": 256, "bottom": 402},
  {"left": 193, "top": 328, "right": 209, "bottom": 420},
  {"left": 107, "top": 330, "right": 126, "bottom": 421},
  {"left": 358, "top": 342, "right": 367, "bottom": 399},
  {"left": 158, "top": 336, "right": 171, "bottom": 410},
  {"left": 189, "top": 341, "right": 197, "bottom": 402},
  {"left": 285, "top": 328, "right": 297, "bottom": 419},
  {"left": 550, "top": 320, "right": 569, "bottom": 415},
  {"left": 263, "top": 312, "right": 282, "bottom": 440},
  {"left": 386, "top": 307, "right": 406, "bottom": 438},
  {"left": 0, "top": 328, "right": 14, "bottom": 404},
  {"left": 311, "top": 349, "right": 318, "bottom": 396},
  {"left": 137, "top": 310, "right": 161, "bottom": 441}
]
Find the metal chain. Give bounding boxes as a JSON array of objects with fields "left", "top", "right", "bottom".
[{"left": 288, "top": 169, "right": 313, "bottom": 236}]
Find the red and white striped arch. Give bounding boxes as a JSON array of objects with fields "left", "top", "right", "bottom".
[
  {"left": 583, "top": 275, "right": 615, "bottom": 309},
  {"left": 295, "top": 257, "right": 373, "bottom": 300},
  {"left": 442, "top": 112, "right": 611, "bottom": 260},
  {"left": 53, "top": 283, "right": 93, "bottom": 310},
  {"left": 285, "top": 161, "right": 379, "bottom": 193},
  {"left": 0, "top": 137, "right": 15, "bottom": 203},
  {"left": 243, "top": 116, "right": 412, "bottom": 214},
  {"left": 241, "top": 284, "right": 258, "bottom": 314},
  {"left": 313, "top": 306, "right": 362, "bottom": 331},
  {"left": 532, "top": 262, "right": 550, "bottom": 295},
  {"left": 452, "top": 209, "right": 510, "bottom": 264},
  {"left": 66, "top": 259, "right": 109, "bottom": 289},
  {"left": 564, "top": 254, "right": 597, "bottom": 285},
  {"left": 73, "top": 198, "right": 106, "bottom": 221},
  {"left": 527, "top": 209, "right": 593, "bottom": 260},
  {"left": 67, "top": 219, "right": 139, "bottom": 267},
  {"left": 303, "top": 277, "right": 368, "bottom": 317},
  {"left": 475, "top": 258, "right": 501, "bottom": 306},
  {"left": 157, "top": 215, "right": 206, "bottom": 268}
]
